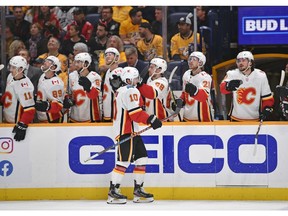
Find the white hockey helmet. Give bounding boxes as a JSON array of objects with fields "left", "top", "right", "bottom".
[
  {"left": 121, "top": 66, "right": 140, "bottom": 85},
  {"left": 109, "top": 67, "right": 124, "bottom": 91},
  {"left": 150, "top": 57, "right": 167, "bottom": 74},
  {"left": 188, "top": 51, "right": 206, "bottom": 66},
  {"left": 109, "top": 67, "right": 124, "bottom": 80},
  {"left": 9, "top": 56, "right": 27, "bottom": 72},
  {"left": 105, "top": 47, "right": 120, "bottom": 58},
  {"left": 46, "top": 56, "right": 61, "bottom": 71},
  {"left": 74, "top": 52, "right": 92, "bottom": 67},
  {"left": 237, "top": 51, "right": 254, "bottom": 61}
]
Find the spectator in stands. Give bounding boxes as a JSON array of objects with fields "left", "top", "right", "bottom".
[
  {"left": 119, "top": 8, "right": 149, "bottom": 45},
  {"left": 25, "top": 23, "right": 48, "bottom": 64},
  {"left": 36, "top": 36, "right": 68, "bottom": 91},
  {"left": 100, "top": 6, "right": 120, "bottom": 36},
  {"left": 24, "top": 6, "right": 40, "bottom": 23},
  {"left": 53, "top": 6, "right": 76, "bottom": 30},
  {"left": 2, "top": 24, "right": 18, "bottom": 63},
  {"left": 151, "top": 7, "right": 162, "bottom": 36},
  {"left": 196, "top": 6, "right": 210, "bottom": 30},
  {"left": 136, "top": 6, "right": 156, "bottom": 23},
  {"left": 8, "top": 40, "right": 26, "bottom": 60},
  {"left": 136, "top": 22, "right": 163, "bottom": 61},
  {"left": 220, "top": 51, "right": 274, "bottom": 122},
  {"left": 18, "top": 48, "right": 43, "bottom": 95},
  {"left": 60, "top": 24, "right": 86, "bottom": 59},
  {"left": 112, "top": 6, "right": 133, "bottom": 23},
  {"left": 170, "top": 13, "right": 203, "bottom": 61},
  {"left": 98, "top": 35, "right": 126, "bottom": 76},
  {"left": 87, "top": 20, "right": 109, "bottom": 65},
  {"left": 33, "top": 6, "right": 62, "bottom": 38},
  {"left": 9, "top": 6, "right": 31, "bottom": 42},
  {"left": 65, "top": 7, "right": 93, "bottom": 41},
  {"left": 118, "top": 46, "right": 148, "bottom": 82}
]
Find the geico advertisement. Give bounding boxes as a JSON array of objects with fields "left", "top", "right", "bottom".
[{"left": 0, "top": 124, "right": 288, "bottom": 188}]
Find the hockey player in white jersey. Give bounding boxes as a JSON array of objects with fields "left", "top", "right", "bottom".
[
  {"left": 102, "top": 47, "right": 121, "bottom": 122},
  {"left": 107, "top": 66, "right": 162, "bottom": 204},
  {"left": 178, "top": 51, "right": 213, "bottom": 122},
  {"left": 220, "top": 51, "right": 274, "bottom": 121},
  {"left": 1, "top": 56, "right": 35, "bottom": 141},
  {"left": 35, "top": 56, "right": 65, "bottom": 123},
  {"left": 66, "top": 52, "right": 102, "bottom": 122},
  {"left": 137, "top": 57, "right": 169, "bottom": 119}
]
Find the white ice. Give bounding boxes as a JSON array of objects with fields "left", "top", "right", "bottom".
[{"left": 1, "top": 200, "right": 288, "bottom": 215}]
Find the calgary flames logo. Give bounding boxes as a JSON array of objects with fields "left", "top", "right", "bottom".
[{"left": 236, "top": 87, "right": 256, "bottom": 104}]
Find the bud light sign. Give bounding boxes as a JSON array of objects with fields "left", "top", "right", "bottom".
[{"left": 238, "top": 6, "right": 288, "bottom": 45}]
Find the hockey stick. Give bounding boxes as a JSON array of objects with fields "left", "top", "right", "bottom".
[
  {"left": 84, "top": 99, "right": 183, "bottom": 162},
  {"left": 168, "top": 66, "right": 182, "bottom": 121},
  {"left": 253, "top": 70, "right": 285, "bottom": 156}
]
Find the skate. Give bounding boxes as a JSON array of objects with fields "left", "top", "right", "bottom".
[
  {"left": 107, "top": 181, "right": 127, "bottom": 204},
  {"left": 133, "top": 180, "right": 154, "bottom": 203}
]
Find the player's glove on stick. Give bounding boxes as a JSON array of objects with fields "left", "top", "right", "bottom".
[
  {"left": 147, "top": 115, "right": 162, "bottom": 130},
  {"left": 225, "top": 79, "right": 242, "bottom": 91},
  {"left": 35, "top": 100, "right": 50, "bottom": 112},
  {"left": 12, "top": 122, "right": 28, "bottom": 141},
  {"left": 172, "top": 98, "right": 185, "bottom": 111},
  {"left": 78, "top": 76, "right": 91, "bottom": 92},
  {"left": 260, "top": 107, "right": 273, "bottom": 121},
  {"left": 185, "top": 83, "right": 198, "bottom": 96},
  {"left": 63, "top": 96, "right": 75, "bottom": 109}
]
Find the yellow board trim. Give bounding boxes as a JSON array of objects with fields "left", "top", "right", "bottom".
[{"left": 1, "top": 187, "right": 288, "bottom": 201}]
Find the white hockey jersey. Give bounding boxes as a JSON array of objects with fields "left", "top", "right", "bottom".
[
  {"left": 102, "top": 68, "right": 114, "bottom": 121},
  {"left": 181, "top": 70, "right": 213, "bottom": 121},
  {"left": 36, "top": 73, "right": 65, "bottom": 122},
  {"left": 221, "top": 68, "right": 273, "bottom": 121},
  {"left": 113, "top": 85, "right": 149, "bottom": 139},
  {"left": 68, "top": 70, "right": 102, "bottom": 122},
  {"left": 3, "top": 74, "right": 35, "bottom": 123},
  {"left": 144, "top": 76, "right": 169, "bottom": 119}
]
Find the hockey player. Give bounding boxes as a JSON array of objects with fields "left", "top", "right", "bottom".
[
  {"left": 102, "top": 47, "right": 121, "bottom": 122},
  {"left": 220, "top": 51, "right": 274, "bottom": 121},
  {"left": 65, "top": 52, "right": 102, "bottom": 122},
  {"left": 35, "top": 56, "right": 65, "bottom": 123},
  {"left": 177, "top": 51, "right": 213, "bottom": 122},
  {"left": 1, "top": 56, "right": 35, "bottom": 141},
  {"left": 107, "top": 66, "right": 162, "bottom": 204},
  {"left": 275, "top": 85, "right": 288, "bottom": 120},
  {"left": 137, "top": 57, "right": 169, "bottom": 120}
]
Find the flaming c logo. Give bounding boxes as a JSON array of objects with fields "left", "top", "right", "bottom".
[{"left": 237, "top": 87, "right": 256, "bottom": 105}]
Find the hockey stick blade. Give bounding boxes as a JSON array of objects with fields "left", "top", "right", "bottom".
[
  {"left": 168, "top": 66, "right": 178, "bottom": 84},
  {"left": 280, "top": 70, "right": 285, "bottom": 86},
  {"left": 84, "top": 107, "right": 181, "bottom": 163},
  {"left": 0, "top": 64, "right": 4, "bottom": 71}
]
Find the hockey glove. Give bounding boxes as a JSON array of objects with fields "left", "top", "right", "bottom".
[
  {"left": 79, "top": 76, "right": 91, "bottom": 92},
  {"left": 12, "top": 122, "right": 28, "bottom": 142},
  {"left": 260, "top": 107, "right": 273, "bottom": 121},
  {"left": 147, "top": 115, "right": 162, "bottom": 130},
  {"left": 172, "top": 98, "right": 185, "bottom": 111},
  {"left": 109, "top": 75, "right": 123, "bottom": 92},
  {"left": 185, "top": 83, "right": 198, "bottom": 96},
  {"left": 63, "top": 96, "right": 75, "bottom": 109},
  {"left": 35, "top": 100, "right": 50, "bottom": 112},
  {"left": 225, "top": 79, "right": 242, "bottom": 91},
  {"left": 280, "top": 101, "right": 288, "bottom": 120}
]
